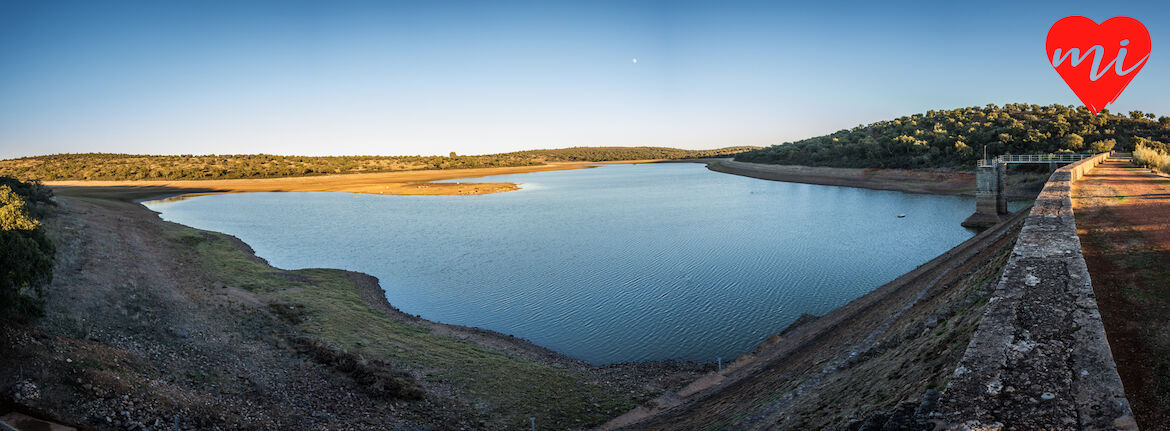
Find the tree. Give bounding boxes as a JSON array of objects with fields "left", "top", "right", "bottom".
[
  {"left": 1089, "top": 139, "right": 1116, "bottom": 153},
  {"left": 1061, "top": 133, "right": 1085, "bottom": 151},
  {"left": 953, "top": 141, "right": 974, "bottom": 158}
]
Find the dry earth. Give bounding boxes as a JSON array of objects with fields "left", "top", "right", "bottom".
[
  {"left": 1073, "top": 156, "right": 1170, "bottom": 430},
  {"left": 706, "top": 159, "right": 976, "bottom": 196}
]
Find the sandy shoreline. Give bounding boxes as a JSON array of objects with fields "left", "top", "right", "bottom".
[
  {"left": 44, "top": 162, "right": 622, "bottom": 200},
  {"left": 46, "top": 157, "right": 981, "bottom": 202}
]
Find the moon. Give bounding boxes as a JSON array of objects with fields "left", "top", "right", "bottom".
[{"left": 632, "top": 57, "right": 638, "bottom": 64}]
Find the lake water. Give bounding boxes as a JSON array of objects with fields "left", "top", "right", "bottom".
[{"left": 144, "top": 163, "right": 980, "bottom": 364}]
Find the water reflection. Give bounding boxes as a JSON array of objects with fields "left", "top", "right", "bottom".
[{"left": 145, "top": 163, "right": 978, "bottom": 364}]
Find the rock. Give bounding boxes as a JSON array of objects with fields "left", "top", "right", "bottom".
[
  {"left": 12, "top": 380, "right": 40, "bottom": 401},
  {"left": 856, "top": 412, "right": 888, "bottom": 431},
  {"left": 881, "top": 402, "right": 920, "bottom": 430},
  {"left": 915, "top": 389, "right": 941, "bottom": 419}
]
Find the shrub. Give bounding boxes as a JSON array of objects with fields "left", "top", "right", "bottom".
[
  {"left": 1133, "top": 144, "right": 1170, "bottom": 175},
  {"left": 0, "top": 180, "right": 55, "bottom": 321}
]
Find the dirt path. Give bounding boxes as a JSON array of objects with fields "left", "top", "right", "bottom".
[{"left": 1073, "top": 156, "right": 1170, "bottom": 430}]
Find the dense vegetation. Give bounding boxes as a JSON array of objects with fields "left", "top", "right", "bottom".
[
  {"left": 1133, "top": 144, "right": 1170, "bottom": 175},
  {"left": 0, "top": 146, "right": 756, "bottom": 181},
  {"left": 0, "top": 177, "right": 54, "bottom": 321},
  {"left": 737, "top": 104, "right": 1170, "bottom": 170}
]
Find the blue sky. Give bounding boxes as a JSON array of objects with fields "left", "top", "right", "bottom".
[{"left": 1, "top": 0, "right": 1168, "bottom": 159}]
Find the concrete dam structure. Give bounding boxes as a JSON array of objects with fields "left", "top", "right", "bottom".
[
  {"left": 941, "top": 152, "right": 1135, "bottom": 429},
  {"left": 962, "top": 154, "right": 1096, "bottom": 228}
]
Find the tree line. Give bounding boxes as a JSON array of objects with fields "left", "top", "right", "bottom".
[
  {"left": 736, "top": 104, "right": 1170, "bottom": 169},
  {"left": 0, "top": 146, "right": 756, "bottom": 182}
]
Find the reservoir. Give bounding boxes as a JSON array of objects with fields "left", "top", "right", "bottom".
[{"left": 144, "top": 163, "right": 978, "bottom": 364}]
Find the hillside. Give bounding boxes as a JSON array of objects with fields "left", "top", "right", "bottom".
[
  {"left": 0, "top": 146, "right": 757, "bottom": 182},
  {"left": 736, "top": 104, "right": 1170, "bottom": 169}
]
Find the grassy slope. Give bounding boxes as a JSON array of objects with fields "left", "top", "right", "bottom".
[{"left": 167, "top": 224, "right": 639, "bottom": 429}]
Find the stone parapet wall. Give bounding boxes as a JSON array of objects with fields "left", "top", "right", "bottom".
[{"left": 937, "top": 153, "right": 1137, "bottom": 430}]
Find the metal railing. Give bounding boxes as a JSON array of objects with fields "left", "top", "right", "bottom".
[{"left": 977, "top": 153, "right": 1095, "bottom": 167}]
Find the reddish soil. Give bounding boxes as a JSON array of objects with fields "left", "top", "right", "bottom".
[
  {"left": 709, "top": 159, "right": 976, "bottom": 195},
  {"left": 1073, "top": 156, "right": 1170, "bottom": 430}
]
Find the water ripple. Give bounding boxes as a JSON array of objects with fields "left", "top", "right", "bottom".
[{"left": 145, "top": 163, "right": 977, "bottom": 364}]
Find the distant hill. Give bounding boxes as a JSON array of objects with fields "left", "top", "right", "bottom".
[
  {"left": 507, "top": 146, "right": 755, "bottom": 162},
  {"left": 736, "top": 104, "right": 1170, "bottom": 170},
  {"left": 0, "top": 146, "right": 757, "bottom": 181}
]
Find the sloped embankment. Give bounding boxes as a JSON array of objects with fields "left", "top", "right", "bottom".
[
  {"left": 1, "top": 195, "right": 706, "bottom": 430},
  {"left": 605, "top": 206, "right": 1029, "bottom": 429}
]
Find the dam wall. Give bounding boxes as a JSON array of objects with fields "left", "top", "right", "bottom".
[{"left": 937, "top": 153, "right": 1137, "bottom": 429}]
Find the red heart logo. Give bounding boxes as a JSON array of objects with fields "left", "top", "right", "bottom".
[{"left": 1046, "top": 16, "right": 1151, "bottom": 115}]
